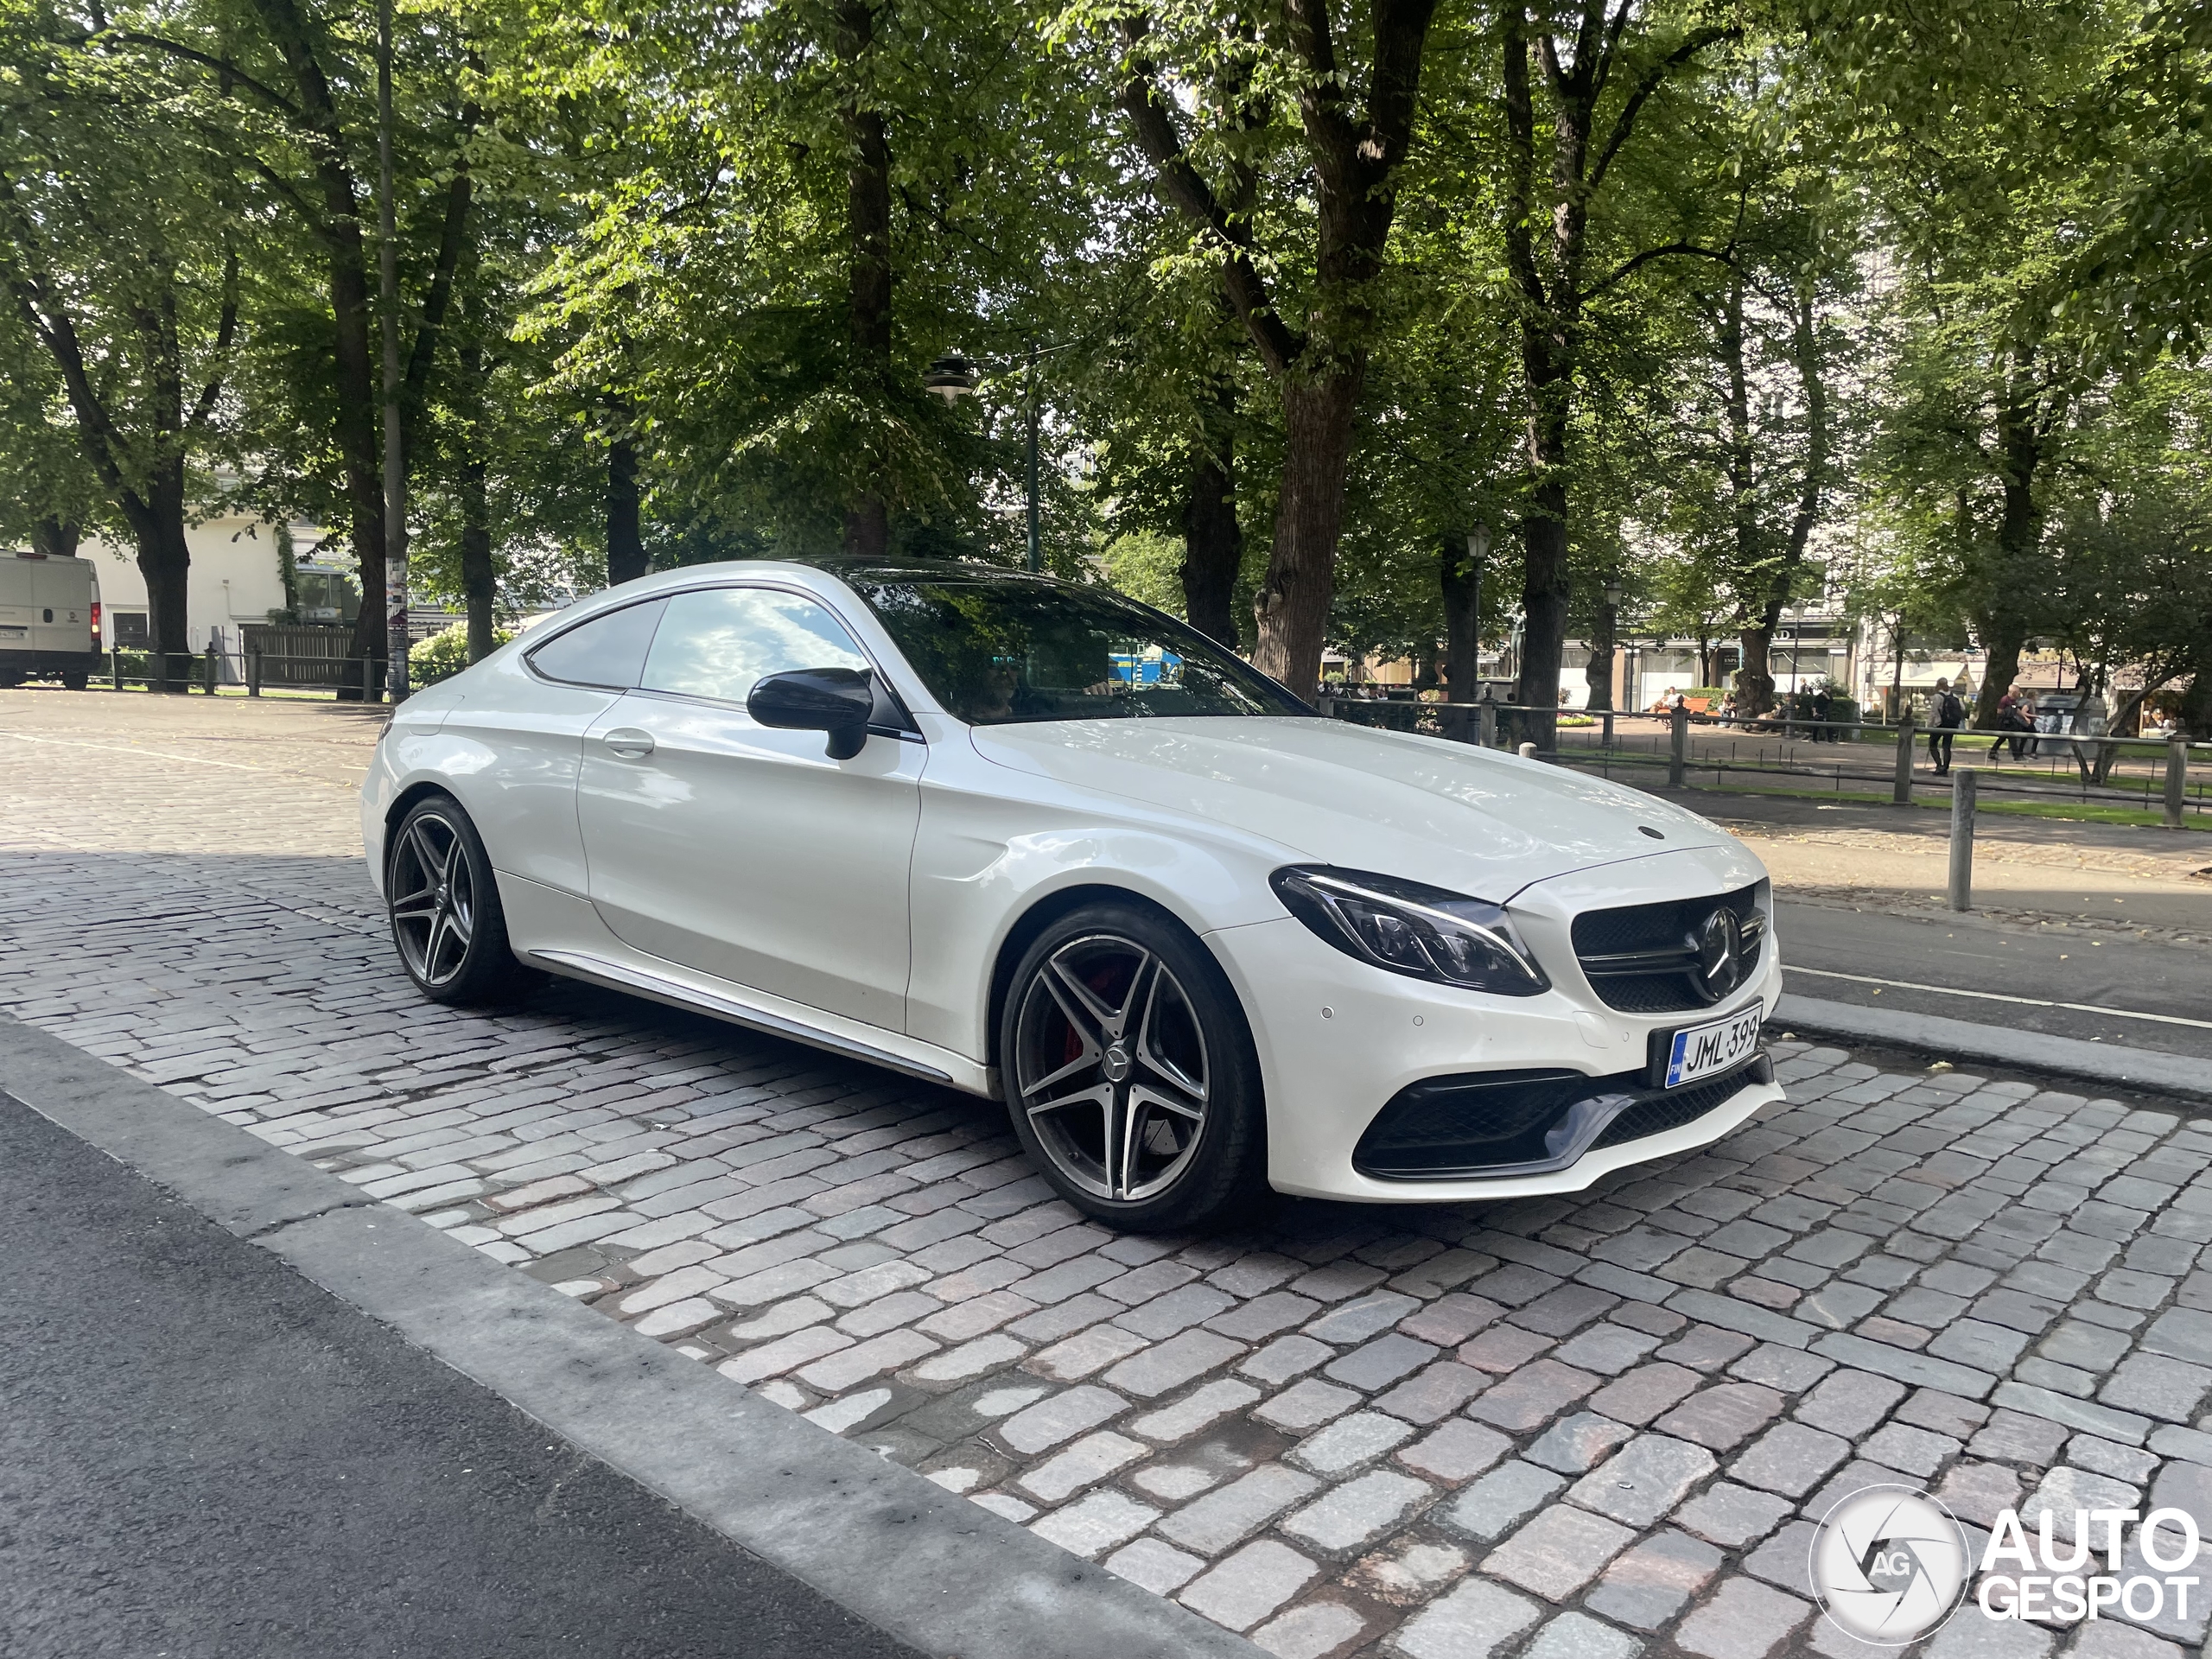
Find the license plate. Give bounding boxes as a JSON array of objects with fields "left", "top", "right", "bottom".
[
  {"left": 0, "top": 626, "right": 24, "bottom": 639},
  {"left": 1662, "top": 1005, "right": 1764, "bottom": 1088}
]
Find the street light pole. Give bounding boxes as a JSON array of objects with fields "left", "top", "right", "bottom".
[
  {"left": 1025, "top": 341, "right": 1040, "bottom": 574},
  {"left": 925, "top": 343, "right": 1065, "bottom": 575},
  {"left": 378, "top": 0, "right": 407, "bottom": 703},
  {"left": 1468, "top": 529, "right": 1484, "bottom": 671}
]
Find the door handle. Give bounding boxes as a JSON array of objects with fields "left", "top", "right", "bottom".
[{"left": 602, "top": 728, "right": 655, "bottom": 759}]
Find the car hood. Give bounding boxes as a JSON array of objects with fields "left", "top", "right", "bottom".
[{"left": 969, "top": 715, "right": 1750, "bottom": 900}]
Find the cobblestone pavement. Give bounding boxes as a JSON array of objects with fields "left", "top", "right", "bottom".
[{"left": 8, "top": 689, "right": 2212, "bottom": 1659}]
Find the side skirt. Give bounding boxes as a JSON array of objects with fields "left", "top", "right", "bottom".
[{"left": 527, "top": 946, "right": 985, "bottom": 1092}]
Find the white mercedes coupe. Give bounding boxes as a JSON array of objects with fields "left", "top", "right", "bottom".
[{"left": 362, "top": 559, "right": 1782, "bottom": 1230}]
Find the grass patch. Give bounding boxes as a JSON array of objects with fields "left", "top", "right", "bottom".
[
  {"left": 1955, "top": 797, "right": 2212, "bottom": 830},
  {"left": 1555, "top": 753, "right": 2212, "bottom": 828}
]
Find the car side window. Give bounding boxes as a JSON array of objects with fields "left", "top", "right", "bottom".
[
  {"left": 527, "top": 598, "right": 667, "bottom": 690},
  {"left": 639, "top": 587, "right": 871, "bottom": 707}
]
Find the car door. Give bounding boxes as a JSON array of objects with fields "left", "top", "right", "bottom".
[
  {"left": 436, "top": 596, "right": 668, "bottom": 897},
  {"left": 575, "top": 582, "right": 923, "bottom": 1032},
  {"left": 31, "top": 558, "right": 92, "bottom": 656}
]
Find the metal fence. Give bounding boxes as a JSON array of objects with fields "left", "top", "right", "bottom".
[
  {"left": 105, "top": 649, "right": 222, "bottom": 694},
  {"left": 244, "top": 651, "right": 379, "bottom": 697},
  {"left": 238, "top": 624, "right": 365, "bottom": 691},
  {"left": 1317, "top": 695, "right": 2209, "bottom": 823}
]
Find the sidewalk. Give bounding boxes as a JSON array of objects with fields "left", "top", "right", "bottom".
[
  {"left": 1658, "top": 785, "right": 2212, "bottom": 943},
  {"left": 0, "top": 1087, "right": 917, "bottom": 1659}
]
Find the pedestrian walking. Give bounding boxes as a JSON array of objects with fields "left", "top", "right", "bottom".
[
  {"left": 1926, "top": 677, "right": 1962, "bottom": 775},
  {"left": 1810, "top": 683, "right": 1834, "bottom": 743},
  {"left": 1989, "top": 686, "right": 2031, "bottom": 761}
]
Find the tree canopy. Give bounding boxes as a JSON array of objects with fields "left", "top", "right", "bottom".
[{"left": 2, "top": 0, "right": 2209, "bottom": 726}]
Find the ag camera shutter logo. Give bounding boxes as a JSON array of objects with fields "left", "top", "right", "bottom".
[{"left": 1809, "top": 1485, "right": 1971, "bottom": 1643}]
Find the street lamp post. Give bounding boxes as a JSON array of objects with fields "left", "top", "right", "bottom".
[
  {"left": 1024, "top": 343, "right": 1041, "bottom": 574},
  {"left": 1595, "top": 578, "right": 1623, "bottom": 712},
  {"left": 1468, "top": 528, "right": 1485, "bottom": 658},
  {"left": 926, "top": 345, "right": 1072, "bottom": 575}
]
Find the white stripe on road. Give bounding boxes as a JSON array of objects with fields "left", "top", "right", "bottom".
[
  {"left": 0, "top": 729, "right": 265, "bottom": 771},
  {"left": 1783, "top": 963, "right": 2212, "bottom": 1032}
]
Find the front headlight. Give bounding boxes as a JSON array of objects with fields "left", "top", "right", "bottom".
[{"left": 1270, "top": 866, "right": 1550, "bottom": 996}]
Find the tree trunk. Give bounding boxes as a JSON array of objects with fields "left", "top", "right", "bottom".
[
  {"left": 1977, "top": 348, "right": 2052, "bottom": 728},
  {"left": 1583, "top": 609, "right": 1614, "bottom": 711},
  {"left": 839, "top": 0, "right": 893, "bottom": 559},
  {"left": 1179, "top": 435, "right": 1242, "bottom": 647},
  {"left": 1517, "top": 463, "right": 1571, "bottom": 742},
  {"left": 606, "top": 436, "right": 646, "bottom": 585},
  {"left": 1253, "top": 367, "right": 1363, "bottom": 700},
  {"left": 1441, "top": 529, "right": 1483, "bottom": 738},
  {"left": 2178, "top": 654, "right": 2212, "bottom": 740},
  {"left": 1738, "top": 623, "right": 1775, "bottom": 718},
  {"left": 1719, "top": 274, "right": 1775, "bottom": 716},
  {"left": 1977, "top": 620, "right": 2028, "bottom": 734},
  {"left": 138, "top": 454, "right": 193, "bottom": 683},
  {"left": 30, "top": 517, "right": 79, "bottom": 560},
  {"left": 318, "top": 175, "right": 383, "bottom": 685},
  {"left": 461, "top": 454, "right": 494, "bottom": 662}
]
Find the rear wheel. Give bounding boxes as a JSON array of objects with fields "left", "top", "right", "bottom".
[
  {"left": 60, "top": 669, "right": 88, "bottom": 690},
  {"left": 1000, "top": 901, "right": 1268, "bottom": 1232},
  {"left": 385, "top": 794, "right": 531, "bottom": 1005}
]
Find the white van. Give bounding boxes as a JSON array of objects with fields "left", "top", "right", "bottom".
[{"left": 0, "top": 551, "right": 100, "bottom": 689}]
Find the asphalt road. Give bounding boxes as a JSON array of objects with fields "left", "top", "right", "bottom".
[
  {"left": 0, "top": 1092, "right": 920, "bottom": 1659},
  {"left": 1779, "top": 899, "right": 2212, "bottom": 1063}
]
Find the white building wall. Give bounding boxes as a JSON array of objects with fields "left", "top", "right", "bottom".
[{"left": 81, "top": 512, "right": 293, "bottom": 655}]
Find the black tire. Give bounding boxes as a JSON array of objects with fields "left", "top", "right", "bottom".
[
  {"left": 385, "top": 793, "right": 531, "bottom": 1005},
  {"left": 60, "top": 670, "right": 88, "bottom": 690},
  {"left": 998, "top": 900, "right": 1268, "bottom": 1232}
]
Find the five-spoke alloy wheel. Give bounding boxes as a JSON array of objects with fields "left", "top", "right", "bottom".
[
  {"left": 385, "top": 794, "right": 528, "bottom": 1004},
  {"left": 1001, "top": 902, "right": 1265, "bottom": 1230}
]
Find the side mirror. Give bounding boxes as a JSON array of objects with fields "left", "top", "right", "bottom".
[{"left": 747, "top": 666, "right": 875, "bottom": 760}]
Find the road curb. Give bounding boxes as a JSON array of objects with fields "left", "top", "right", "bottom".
[
  {"left": 0, "top": 1014, "right": 1260, "bottom": 1659},
  {"left": 1772, "top": 992, "right": 2212, "bottom": 1104}
]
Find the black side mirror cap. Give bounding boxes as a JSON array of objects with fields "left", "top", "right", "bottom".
[{"left": 747, "top": 667, "right": 874, "bottom": 760}]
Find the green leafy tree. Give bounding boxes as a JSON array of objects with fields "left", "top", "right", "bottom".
[
  {"left": 0, "top": 1, "right": 245, "bottom": 658},
  {"left": 1065, "top": 0, "right": 1448, "bottom": 699}
]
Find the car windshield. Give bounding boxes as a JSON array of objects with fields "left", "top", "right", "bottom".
[{"left": 845, "top": 575, "right": 1308, "bottom": 725}]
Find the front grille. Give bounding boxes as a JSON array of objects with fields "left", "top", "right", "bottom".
[
  {"left": 1355, "top": 1052, "right": 1772, "bottom": 1180},
  {"left": 1572, "top": 881, "right": 1767, "bottom": 1014}
]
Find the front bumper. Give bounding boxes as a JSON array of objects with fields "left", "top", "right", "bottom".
[{"left": 1206, "top": 890, "right": 1783, "bottom": 1205}]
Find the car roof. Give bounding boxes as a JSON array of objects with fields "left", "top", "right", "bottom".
[{"left": 780, "top": 555, "right": 1062, "bottom": 585}]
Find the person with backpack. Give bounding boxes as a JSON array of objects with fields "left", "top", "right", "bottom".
[{"left": 1926, "top": 677, "right": 1963, "bottom": 775}]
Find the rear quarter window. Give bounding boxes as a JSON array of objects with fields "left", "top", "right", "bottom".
[{"left": 526, "top": 599, "right": 667, "bottom": 690}]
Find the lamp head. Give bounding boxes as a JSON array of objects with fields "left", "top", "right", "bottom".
[{"left": 924, "top": 353, "right": 980, "bottom": 404}]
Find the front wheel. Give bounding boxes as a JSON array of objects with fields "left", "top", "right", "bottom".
[
  {"left": 385, "top": 794, "right": 531, "bottom": 1005},
  {"left": 1000, "top": 901, "right": 1268, "bottom": 1232}
]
